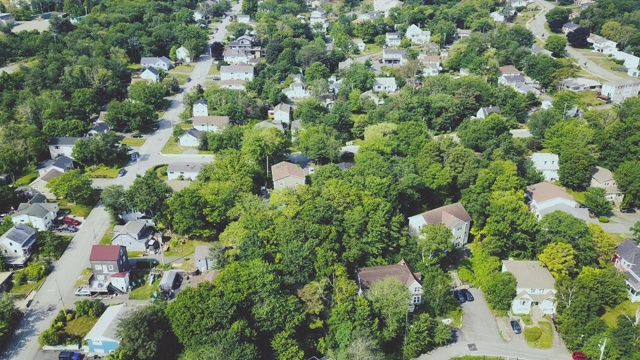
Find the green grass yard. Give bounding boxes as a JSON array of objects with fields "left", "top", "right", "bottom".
[
  {"left": 161, "top": 138, "right": 189, "bottom": 154},
  {"left": 15, "top": 170, "right": 38, "bottom": 186},
  {"left": 9, "top": 278, "right": 45, "bottom": 296},
  {"left": 172, "top": 64, "right": 194, "bottom": 73},
  {"left": 87, "top": 165, "right": 120, "bottom": 179},
  {"left": 75, "top": 268, "right": 92, "bottom": 287},
  {"left": 100, "top": 224, "right": 115, "bottom": 245},
  {"left": 208, "top": 65, "right": 220, "bottom": 76},
  {"left": 602, "top": 300, "right": 640, "bottom": 327},
  {"left": 65, "top": 316, "right": 98, "bottom": 337},
  {"left": 121, "top": 137, "right": 146, "bottom": 147},
  {"left": 524, "top": 321, "right": 554, "bottom": 349}
]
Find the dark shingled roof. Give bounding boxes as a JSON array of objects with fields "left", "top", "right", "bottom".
[
  {"left": 1, "top": 224, "right": 36, "bottom": 246},
  {"left": 357, "top": 260, "right": 422, "bottom": 290},
  {"left": 617, "top": 240, "right": 640, "bottom": 272},
  {"left": 48, "top": 137, "right": 82, "bottom": 146}
]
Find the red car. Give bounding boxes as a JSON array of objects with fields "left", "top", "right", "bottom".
[
  {"left": 572, "top": 352, "right": 589, "bottom": 360},
  {"left": 63, "top": 217, "right": 81, "bottom": 226}
]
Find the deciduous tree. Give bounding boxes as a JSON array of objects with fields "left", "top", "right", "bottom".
[
  {"left": 539, "top": 242, "right": 577, "bottom": 279},
  {"left": 46, "top": 170, "right": 94, "bottom": 205}
]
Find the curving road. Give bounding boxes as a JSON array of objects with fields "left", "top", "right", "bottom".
[{"left": 2, "top": 2, "right": 242, "bottom": 359}]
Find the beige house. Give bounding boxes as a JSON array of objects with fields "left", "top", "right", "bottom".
[
  {"left": 502, "top": 260, "right": 556, "bottom": 315},
  {"left": 271, "top": 161, "right": 305, "bottom": 190},
  {"left": 591, "top": 166, "right": 622, "bottom": 203},
  {"left": 408, "top": 202, "right": 471, "bottom": 248},
  {"left": 357, "top": 260, "right": 423, "bottom": 306}
]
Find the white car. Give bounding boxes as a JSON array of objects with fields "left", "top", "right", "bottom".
[{"left": 74, "top": 287, "right": 91, "bottom": 297}]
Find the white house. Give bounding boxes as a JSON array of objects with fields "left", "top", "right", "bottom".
[
  {"left": 223, "top": 48, "right": 253, "bottom": 64},
  {"left": 229, "top": 35, "right": 255, "bottom": 50},
  {"left": 12, "top": 202, "right": 59, "bottom": 231},
  {"left": 476, "top": 106, "right": 500, "bottom": 119},
  {"left": 591, "top": 166, "right": 622, "bottom": 202},
  {"left": 47, "top": 137, "right": 82, "bottom": 159},
  {"left": 140, "top": 67, "right": 160, "bottom": 83},
  {"left": 386, "top": 32, "right": 402, "bottom": 47},
  {"left": 309, "top": 10, "right": 329, "bottom": 32},
  {"left": 272, "top": 103, "right": 292, "bottom": 124},
  {"left": 167, "top": 163, "right": 202, "bottom": 181},
  {"left": 417, "top": 54, "right": 442, "bottom": 77},
  {"left": 357, "top": 11, "right": 384, "bottom": 21},
  {"left": 338, "top": 58, "right": 355, "bottom": 71},
  {"left": 193, "top": 10, "right": 205, "bottom": 22},
  {"left": 111, "top": 220, "right": 153, "bottom": 252},
  {"left": 192, "top": 98, "right": 208, "bottom": 117},
  {"left": 194, "top": 245, "right": 214, "bottom": 272},
  {"left": 353, "top": 38, "right": 366, "bottom": 52},
  {"left": 529, "top": 152, "right": 559, "bottom": 181},
  {"left": 140, "top": 56, "right": 172, "bottom": 71},
  {"left": 0, "top": 224, "right": 36, "bottom": 266},
  {"left": 357, "top": 260, "right": 423, "bottom": 306},
  {"left": 373, "top": 77, "right": 398, "bottom": 93},
  {"left": 283, "top": 82, "right": 311, "bottom": 99},
  {"left": 382, "top": 49, "right": 407, "bottom": 64},
  {"left": 220, "top": 64, "right": 254, "bottom": 81},
  {"left": 193, "top": 116, "right": 229, "bottom": 132},
  {"left": 502, "top": 260, "right": 557, "bottom": 315},
  {"left": 614, "top": 240, "right": 640, "bottom": 302},
  {"left": 178, "top": 128, "right": 202, "bottom": 147},
  {"left": 219, "top": 80, "right": 247, "bottom": 90},
  {"left": 560, "top": 77, "right": 602, "bottom": 92},
  {"left": 176, "top": 46, "right": 191, "bottom": 63},
  {"left": 0, "top": 13, "right": 16, "bottom": 27},
  {"left": 238, "top": 14, "right": 250, "bottom": 23},
  {"left": 405, "top": 24, "right": 430, "bottom": 44},
  {"left": 408, "top": 202, "right": 472, "bottom": 248},
  {"left": 490, "top": 11, "right": 504, "bottom": 22},
  {"left": 456, "top": 28, "right": 471, "bottom": 39},
  {"left": 562, "top": 22, "right": 579, "bottom": 35},
  {"left": 526, "top": 182, "right": 590, "bottom": 221},
  {"left": 601, "top": 80, "right": 640, "bottom": 103},
  {"left": 588, "top": 34, "right": 618, "bottom": 53}
]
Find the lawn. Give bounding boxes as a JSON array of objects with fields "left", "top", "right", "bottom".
[
  {"left": 15, "top": 170, "right": 38, "bottom": 186},
  {"left": 518, "top": 313, "right": 533, "bottom": 326},
  {"left": 172, "top": 64, "right": 194, "bottom": 73},
  {"left": 164, "top": 238, "right": 203, "bottom": 258},
  {"left": 163, "top": 73, "right": 190, "bottom": 85},
  {"left": 65, "top": 316, "right": 98, "bottom": 337},
  {"left": 129, "top": 270, "right": 158, "bottom": 300},
  {"left": 575, "top": 91, "right": 603, "bottom": 108},
  {"left": 127, "top": 63, "right": 142, "bottom": 71},
  {"left": 602, "top": 300, "right": 640, "bottom": 327},
  {"left": 128, "top": 251, "right": 145, "bottom": 258},
  {"left": 100, "top": 224, "right": 115, "bottom": 245},
  {"left": 444, "top": 308, "right": 463, "bottom": 328},
  {"left": 524, "top": 321, "right": 554, "bottom": 349},
  {"left": 208, "top": 65, "right": 220, "bottom": 75},
  {"left": 75, "top": 268, "right": 92, "bottom": 287},
  {"left": 9, "top": 278, "right": 45, "bottom": 296},
  {"left": 58, "top": 190, "right": 99, "bottom": 218},
  {"left": 161, "top": 138, "right": 188, "bottom": 154},
  {"left": 87, "top": 165, "right": 120, "bottom": 179},
  {"left": 566, "top": 189, "right": 586, "bottom": 204},
  {"left": 121, "top": 137, "right": 146, "bottom": 147},
  {"left": 178, "top": 122, "right": 192, "bottom": 130}
]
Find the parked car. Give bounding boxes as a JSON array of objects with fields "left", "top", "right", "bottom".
[
  {"left": 131, "top": 152, "right": 140, "bottom": 161},
  {"left": 175, "top": 60, "right": 183, "bottom": 65},
  {"left": 621, "top": 208, "right": 636, "bottom": 213},
  {"left": 63, "top": 217, "right": 81, "bottom": 226},
  {"left": 74, "top": 287, "right": 91, "bottom": 297},
  {"left": 152, "top": 124, "right": 159, "bottom": 131},
  {"left": 510, "top": 320, "right": 522, "bottom": 334},
  {"left": 572, "top": 352, "right": 589, "bottom": 360},
  {"left": 118, "top": 169, "right": 127, "bottom": 177},
  {"left": 461, "top": 288, "right": 474, "bottom": 302},
  {"left": 64, "top": 225, "right": 78, "bottom": 232},
  {"left": 59, "top": 351, "right": 76, "bottom": 360},
  {"left": 453, "top": 290, "right": 466, "bottom": 304},
  {"left": 131, "top": 134, "right": 143, "bottom": 138}
]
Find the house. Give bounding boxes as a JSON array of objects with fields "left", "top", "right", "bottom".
[
  {"left": 194, "top": 245, "right": 214, "bottom": 272},
  {"left": 111, "top": 220, "right": 153, "bottom": 252},
  {"left": 501, "top": 260, "right": 556, "bottom": 315},
  {"left": 176, "top": 46, "right": 191, "bottom": 63},
  {"left": 526, "top": 182, "right": 589, "bottom": 221},
  {"left": 361, "top": 90, "right": 384, "bottom": 106},
  {"left": 309, "top": 10, "right": 329, "bottom": 32},
  {"left": 12, "top": 202, "right": 58, "bottom": 231},
  {"left": 498, "top": 74, "right": 526, "bottom": 87},
  {"left": 418, "top": 54, "right": 441, "bottom": 77},
  {"left": 87, "top": 122, "right": 109, "bottom": 137},
  {"left": 600, "top": 80, "right": 640, "bottom": 103},
  {"left": 272, "top": 161, "right": 306, "bottom": 190},
  {"left": 357, "top": 11, "right": 384, "bottom": 21},
  {"left": 608, "top": 50, "right": 640, "bottom": 76},
  {"left": 219, "top": 80, "right": 247, "bottom": 90},
  {"left": 192, "top": 98, "right": 208, "bottom": 117},
  {"left": 353, "top": 38, "right": 366, "bottom": 52},
  {"left": 456, "top": 29, "right": 471, "bottom": 39},
  {"left": 229, "top": 35, "right": 255, "bottom": 50},
  {"left": 560, "top": 77, "right": 602, "bottom": 92},
  {"left": 373, "top": 77, "right": 398, "bottom": 93},
  {"left": 223, "top": 48, "right": 253, "bottom": 64},
  {"left": 613, "top": 240, "right": 640, "bottom": 302},
  {"left": 0, "top": 224, "right": 36, "bottom": 266},
  {"left": 189, "top": 269, "right": 220, "bottom": 288},
  {"left": 405, "top": 24, "right": 431, "bottom": 44},
  {"left": 220, "top": 64, "right": 254, "bottom": 81},
  {"left": 408, "top": 202, "right": 471, "bottom": 248},
  {"left": 237, "top": 14, "right": 250, "bottom": 23},
  {"left": 588, "top": 34, "right": 617, "bottom": 53},
  {"left": 476, "top": 106, "right": 500, "bottom": 119},
  {"left": 167, "top": 163, "right": 202, "bottom": 181},
  {"left": 193, "top": 10, "right": 205, "bottom": 22},
  {"left": 591, "top": 166, "right": 622, "bottom": 201},
  {"left": 373, "top": 0, "right": 402, "bottom": 13},
  {"left": 36, "top": 156, "right": 73, "bottom": 176},
  {"left": 159, "top": 270, "right": 182, "bottom": 292},
  {"left": 382, "top": 49, "right": 407, "bottom": 64},
  {"left": 499, "top": 65, "right": 521, "bottom": 76},
  {"left": 531, "top": 45, "right": 553, "bottom": 57},
  {"left": 272, "top": 103, "right": 293, "bottom": 124},
  {"left": 85, "top": 304, "right": 133, "bottom": 354},
  {"left": 562, "top": 22, "right": 579, "bottom": 35},
  {"left": 385, "top": 32, "right": 402, "bottom": 47},
  {"left": 357, "top": 260, "right": 423, "bottom": 306},
  {"left": 193, "top": 116, "right": 229, "bottom": 132},
  {"left": 140, "top": 56, "right": 172, "bottom": 71},
  {"left": 88, "top": 245, "right": 130, "bottom": 294},
  {"left": 140, "top": 67, "right": 160, "bottom": 83},
  {"left": 529, "top": 152, "right": 559, "bottom": 181},
  {"left": 47, "top": 137, "right": 82, "bottom": 159},
  {"left": 0, "top": 13, "right": 16, "bottom": 27},
  {"left": 283, "top": 81, "right": 311, "bottom": 99},
  {"left": 338, "top": 58, "right": 355, "bottom": 71},
  {"left": 254, "top": 120, "right": 285, "bottom": 132},
  {"left": 490, "top": 11, "right": 504, "bottom": 22},
  {"left": 178, "top": 128, "right": 202, "bottom": 147},
  {"left": 29, "top": 169, "right": 64, "bottom": 200}
]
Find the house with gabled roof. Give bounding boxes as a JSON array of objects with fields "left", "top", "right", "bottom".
[
  {"left": 167, "top": 163, "right": 202, "bottom": 181},
  {"left": 220, "top": 64, "right": 254, "bottom": 81},
  {"left": 12, "top": 202, "right": 59, "bottom": 231},
  {"left": 408, "top": 202, "right": 471, "bottom": 248},
  {"left": 192, "top": 116, "right": 229, "bottom": 132},
  {"left": 140, "top": 56, "right": 172, "bottom": 71},
  {"left": 373, "top": 77, "right": 398, "bottom": 93},
  {"left": 140, "top": 67, "right": 160, "bottom": 83},
  {"left": 591, "top": 166, "right": 622, "bottom": 202},
  {"left": 272, "top": 161, "right": 306, "bottom": 190},
  {"left": 111, "top": 220, "right": 153, "bottom": 252},
  {"left": 614, "top": 240, "right": 640, "bottom": 302},
  {"left": 357, "top": 260, "right": 423, "bottom": 306},
  {"left": 529, "top": 152, "right": 559, "bottom": 181},
  {"left": 0, "top": 224, "right": 36, "bottom": 266},
  {"left": 229, "top": 35, "right": 255, "bottom": 50},
  {"left": 176, "top": 46, "right": 191, "bottom": 63},
  {"left": 476, "top": 106, "right": 500, "bottom": 119},
  {"left": 85, "top": 304, "right": 135, "bottom": 354},
  {"left": 405, "top": 24, "right": 430, "bottom": 44},
  {"left": 526, "top": 182, "right": 590, "bottom": 221},
  {"left": 178, "top": 128, "right": 202, "bottom": 147},
  {"left": 48, "top": 137, "right": 82, "bottom": 159},
  {"left": 382, "top": 49, "right": 407, "bottom": 64},
  {"left": 195, "top": 245, "right": 214, "bottom": 272},
  {"left": 502, "top": 260, "right": 556, "bottom": 314},
  {"left": 192, "top": 98, "right": 208, "bottom": 117},
  {"left": 271, "top": 103, "right": 293, "bottom": 124},
  {"left": 88, "top": 245, "right": 130, "bottom": 294},
  {"left": 386, "top": 32, "right": 402, "bottom": 47}
]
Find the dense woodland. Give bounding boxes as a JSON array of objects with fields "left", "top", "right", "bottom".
[{"left": 1, "top": 0, "right": 640, "bottom": 358}]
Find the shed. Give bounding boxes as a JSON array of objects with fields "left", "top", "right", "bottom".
[{"left": 159, "top": 270, "right": 182, "bottom": 292}]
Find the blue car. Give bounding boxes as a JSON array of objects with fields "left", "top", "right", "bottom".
[{"left": 453, "top": 290, "right": 466, "bottom": 304}]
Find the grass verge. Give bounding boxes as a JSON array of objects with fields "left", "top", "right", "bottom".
[
  {"left": 9, "top": 278, "right": 45, "bottom": 296},
  {"left": 100, "top": 224, "right": 115, "bottom": 245},
  {"left": 208, "top": 65, "right": 220, "bottom": 75},
  {"left": 75, "top": 268, "right": 93, "bottom": 287},
  {"left": 15, "top": 170, "right": 38, "bottom": 186},
  {"left": 65, "top": 316, "right": 98, "bottom": 337},
  {"left": 121, "top": 137, "right": 146, "bottom": 147}
]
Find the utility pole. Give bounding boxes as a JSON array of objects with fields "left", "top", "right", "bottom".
[
  {"left": 54, "top": 279, "right": 65, "bottom": 311},
  {"left": 599, "top": 337, "right": 607, "bottom": 360}
]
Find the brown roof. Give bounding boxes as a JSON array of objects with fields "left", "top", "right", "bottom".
[
  {"left": 357, "top": 260, "right": 422, "bottom": 290},
  {"left": 419, "top": 202, "right": 471, "bottom": 227},
  {"left": 499, "top": 65, "right": 521, "bottom": 75},
  {"left": 40, "top": 169, "right": 63, "bottom": 182},
  {"left": 271, "top": 161, "right": 305, "bottom": 181},
  {"left": 527, "top": 182, "right": 575, "bottom": 203},
  {"left": 591, "top": 166, "right": 614, "bottom": 183},
  {"left": 89, "top": 245, "right": 122, "bottom": 261},
  {"left": 192, "top": 116, "right": 229, "bottom": 126}
]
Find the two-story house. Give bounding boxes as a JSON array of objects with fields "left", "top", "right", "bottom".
[
  {"left": 223, "top": 48, "right": 254, "bottom": 64},
  {"left": 476, "top": 106, "right": 500, "bottom": 119},
  {"left": 176, "top": 46, "right": 191, "bottom": 63},
  {"left": 357, "top": 260, "right": 423, "bottom": 306},
  {"left": 405, "top": 24, "right": 431, "bottom": 44},
  {"left": 47, "top": 137, "right": 82, "bottom": 159},
  {"left": 192, "top": 98, "right": 208, "bottom": 117},
  {"left": 192, "top": 116, "right": 230, "bottom": 132},
  {"left": 229, "top": 35, "right": 255, "bottom": 50},
  {"left": 591, "top": 166, "right": 622, "bottom": 202},
  {"left": 408, "top": 202, "right": 471, "bottom": 248},
  {"left": 111, "top": 220, "right": 153, "bottom": 252},
  {"left": 272, "top": 161, "right": 306, "bottom": 190},
  {"left": 89, "top": 245, "right": 130, "bottom": 294},
  {"left": 270, "top": 103, "right": 293, "bottom": 124},
  {"left": 600, "top": 79, "right": 640, "bottom": 104},
  {"left": 526, "top": 182, "right": 590, "bottom": 221},
  {"left": 283, "top": 81, "right": 311, "bottom": 99},
  {"left": 588, "top": 34, "right": 618, "bottom": 53},
  {"left": 382, "top": 49, "right": 407, "bottom": 65},
  {"left": 140, "top": 67, "right": 160, "bottom": 83},
  {"left": 502, "top": 260, "right": 557, "bottom": 315},
  {"left": 12, "top": 202, "right": 59, "bottom": 231},
  {"left": 0, "top": 224, "right": 36, "bottom": 267},
  {"left": 373, "top": 77, "right": 398, "bottom": 93},
  {"left": 309, "top": 10, "right": 329, "bottom": 32},
  {"left": 178, "top": 128, "right": 202, "bottom": 147},
  {"left": 385, "top": 32, "right": 402, "bottom": 47},
  {"left": 529, "top": 152, "right": 559, "bottom": 181},
  {"left": 140, "top": 56, "right": 172, "bottom": 71},
  {"left": 220, "top": 64, "right": 254, "bottom": 81},
  {"left": 614, "top": 240, "right": 640, "bottom": 302}
]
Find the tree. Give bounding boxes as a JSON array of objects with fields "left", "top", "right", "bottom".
[
  {"left": 588, "top": 224, "right": 617, "bottom": 267},
  {"left": 484, "top": 271, "right": 516, "bottom": 313},
  {"left": 567, "top": 27, "right": 590, "bottom": 48},
  {"left": 117, "top": 304, "right": 181, "bottom": 360},
  {"left": 403, "top": 313, "right": 451, "bottom": 359},
  {"left": 527, "top": 109, "right": 563, "bottom": 141},
  {"left": 559, "top": 148, "right": 595, "bottom": 190},
  {"left": 36, "top": 231, "right": 67, "bottom": 259},
  {"left": 167, "top": 186, "right": 208, "bottom": 235},
  {"left": 127, "top": 172, "right": 173, "bottom": 220},
  {"left": 416, "top": 224, "right": 455, "bottom": 267},
  {"left": 46, "top": 170, "right": 93, "bottom": 205},
  {"left": 457, "top": 113, "right": 512, "bottom": 154},
  {"left": 72, "top": 132, "right": 127, "bottom": 166},
  {"left": 0, "top": 295, "right": 21, "bottom": 343},
  {"left": 105, "top": 100, "right": 155, "bottom": 132},
  {"left": 615, "top": 161, "right": 640, "bottom": 206},
  {"left": 296, "top": 126, "right": 342, "bottom": 164},
  {"left": 537, "top": 211, "right": 596, "bottom": 267},
  {"left": 539, "top": 242, "right": 577, "bottom": 279},
  {"left": 366, "top": 277, "right": 411, "bottom": 342},
  {"left": 128, "top": 81, "right": 167, "bottom": 110},
  {"left": 305, "top": 61, "right": 330, "bottom": 83},
  {"left": 101, "top": 185, "right": 128, "bottom": 221},
  {"left": 343, "top": 63, "right": 375, "bottom": 93},
  {"left": 546, "top": 7, "right": 571, "bottom": 33},
  {"left": 545, "top": 35, "right": 567, "bottom": 57},
  {"left": 601, "top": 21, "right": 636, "bottom": 49},
  {"left": 583, "top": 187, "right": 613, "bottom": 215}
]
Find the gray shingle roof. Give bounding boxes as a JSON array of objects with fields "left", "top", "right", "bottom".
[
  {"left": 14, "top": 203, "right": 57, "bottom": 219},
  {"left": 1, "top": 224, "right": 36, "bottom": 246},
  {"left": 167, "top": 163, "right": 202, "bottom": 173},
  {"left": 48, "top": 137, "right": 82, "bottom": 146},
  {"left": 52, "top": 156, "right": 73, "bottom": 170},
  {"left": 617, "top": 240, "right": 640, "bottom": 272}
]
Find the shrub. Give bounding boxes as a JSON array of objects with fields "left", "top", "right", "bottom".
[
  {"left": 38, "top": 328, "right": 64, "bottom": 346},
  {"left": 24, "top": 262, "right": 48, "bottom": 282},
  {"left": 75, "top": 299, "right": 106, "bottom": 318},
  {"left": 12, "top": 271, "right": 26, "bottom": 285},
  {"left": 598, "top": 216, "right": 610, "bottom": 223},
  {"left": 55, "top": 310, "right": 67, "bottom": 324},
  {"left": 524, "top": 326, "right": 542, "bottom": 342}
]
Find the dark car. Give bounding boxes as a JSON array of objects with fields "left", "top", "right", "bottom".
[
  {"left": 621, "top": 208, "right": 636, "bottom": 213},
  {"left": 131, "top": 134, "right": 143, "bottom": 138},
  {"left": 118, "top": 169, "right": 127, "bottom": 177},
  {"left": 572, "top": 352, "right": 589, "bottom": 360},
  {"left": 453, "top": 290, "right": 466, "bottom": 304},
  {"left": 64, "top": 225, "right": 78, "bottom": 232},
  {"left": 59, "top": 351, "right": 75, "bottom": 360},
  {"left": 510, "top": 320, "right": 522, "bottom": 334},
  {"left": 461, "top": 288, "right": 474, "bottom": 302},
  {"left": 63, "top": 217, "right": 81, "bottom": 226}
]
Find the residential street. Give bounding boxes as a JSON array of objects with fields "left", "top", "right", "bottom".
[{"left": 3, "top": 3, "right": 241, "bottom": 359}]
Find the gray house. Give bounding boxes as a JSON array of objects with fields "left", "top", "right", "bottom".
[
  {"left": 89, "top": 245, "right": 130, "bottom": 294},
  {"left": 111, "top": 220, "right": 152, "bottom": 251},
  {"left": 194, "top": 245, "right": 214, "bottom": 272},
  {"left": 0, "top": 224, "right": 37, "bottom": 266}
]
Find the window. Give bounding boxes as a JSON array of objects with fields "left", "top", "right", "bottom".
[
  {"left": 54, "top": 146, "right": 60, "bottom": 149},
  {"left": 414, "top": 287, "right": 420, "bottom": 292},
  {"left": 413, "top": 296, "right": 421, "bottom": 304},
  {"left": 95, "top": 265, "right": 101, "bottom": 271},
  {"left": 521, "top": 300, "right": 527, "bottom": 305},
  {"left": 108, "top": 265, "right": 114, "bottom": 271},
  {"left": 14, "top": 250, "right": 17, "bottom": 253}
]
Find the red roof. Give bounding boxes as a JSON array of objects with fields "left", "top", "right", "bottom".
[
  {"left": 111, "top": 271, "right": 129, "bottom": 278},
  {"left": 89, "top": 245, "right": 122, "bottom": 261}
]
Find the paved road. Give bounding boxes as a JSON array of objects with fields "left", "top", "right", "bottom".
[
  {"left": 527, "top": 0, "right": 623, "bottom": 81},
  {"left": 3, "top": 2, "right": 241, "bottom": 359}
]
